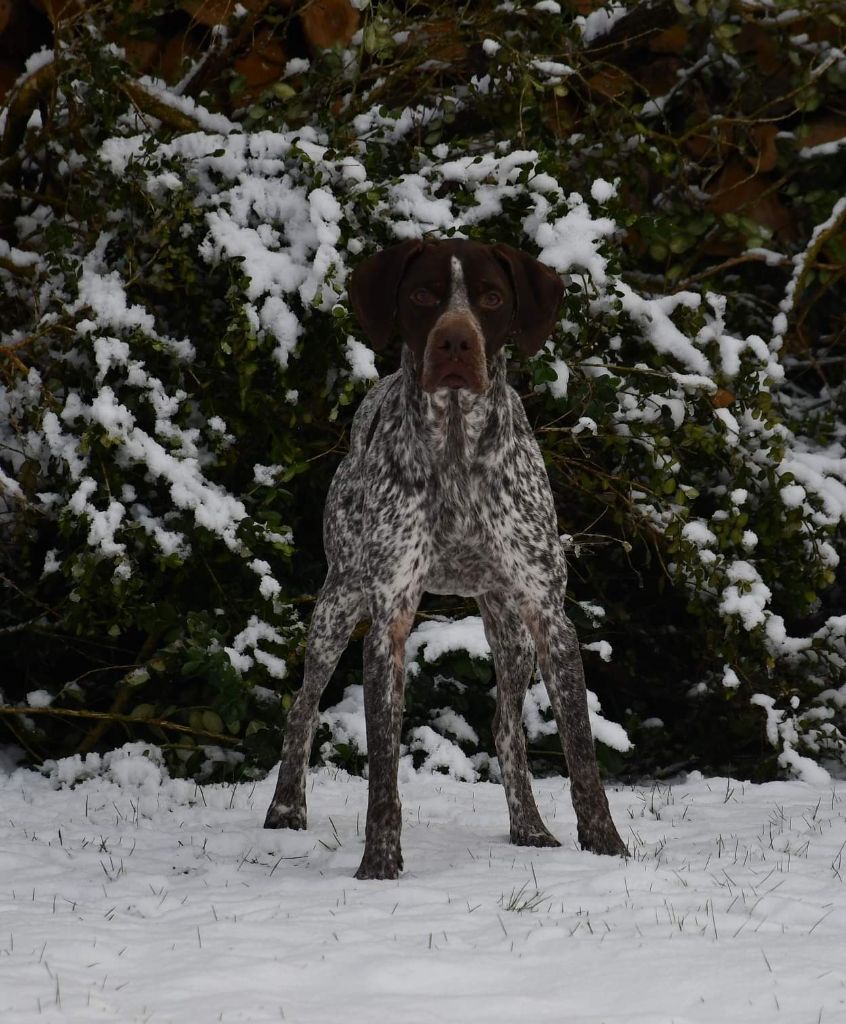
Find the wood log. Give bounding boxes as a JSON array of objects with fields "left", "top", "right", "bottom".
[
  {"left": 586, "top": 66, "right": 630, "bottom": 100},
  {"left": 0, "top": 60, "right": 18, "bottom": 102},
  {"left": 27, "top": 0, "right": 79, "bottom": 22},
  {"left": 0, "top": 58, "right": 54, "bottom": 159},
  {"left": 160, "top": 29, "right": 203, "bottom": 84},
  {"left": 181, "top": 0, "right": 283, "bottom": 27},
  {"left": 583, "top": 0, "right": 677, "bottom": 59},
  {"left": 634, "top": 56, "right": 682, "bottom": 99},
  {"left": 233, "top": 27, "right": 286, "bottom": 93},
  {"left": 121, "top": 35, "right": 164, "bottom": 74},
  {"left": 406, "top": 18, "right": 466, "bottom": 64},
  {"left": 561, "top": 0, "right": 606, "bottom": 13},
  {"left": 0, "top": 0, "right": 15, "bottom": 35},
  {"left": 648, "top": 24, "right": 687, "bottom": 55},
  {"left": 181, "top": 0, "right": 276, "bottom": 97},
  {"left": 706, "top": 159, "right": 796, "bottom": 240},
  {"left": 734, "top": 24, "right": 783, "bottom": 76},
  {"left": 182, "top": 0, "right": 239, "bottom": 26},
  {"left": 747, "top": 124, "right": 778, "bottom": 173},
  {"left": 300, "top": 0, "right": 359, "bottom": 50},
  {"left": 3, "top": 0, "right": 50, "bottom": 64},
  {"left": 711, "top": 389, "right": 736, "bottom": 409},
  {"left": 121, "top": 78, "right": 209, "bottom": 132},
  {"left": 799, "top": 116, "right": 846, "bottom": 151}
]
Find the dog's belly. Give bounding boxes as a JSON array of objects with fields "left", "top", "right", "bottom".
[{"left": 424, "top": 549, "right": 507, "bottom": 598}]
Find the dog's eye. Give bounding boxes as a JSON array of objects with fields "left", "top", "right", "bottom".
[
  {"left": 410, "top": 288, "right": 438, "bottom": 306},
  {"left": 479, "top": 291, "right": 503, "bottom": 309}
]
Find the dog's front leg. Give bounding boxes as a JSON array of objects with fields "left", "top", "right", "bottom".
[
  {"left": 265, "top": 571, "right": 363, "bottom": 831},
  {"left": 355, "top": 603, "right": 418, "bottom": 881},
  {"left": 524, "top": 582, "right": 628, "bottom": 858}
]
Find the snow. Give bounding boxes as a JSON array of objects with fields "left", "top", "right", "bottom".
[
  {"left": 681, "top": 520, "right": 717, "bottom": 548},
  {"left": 63, "top": 397, "right": 250, "bottom": 553},
  {"left": 283, "top": 57, "right": 310, "bottom": 77},
  {"left": 579, "top": 4, "right": 628, "bottom": 44},
  {"left": 780, "top": 483, "right": 807, "bottom": 509},
  {"left": 345, "top": 336, "right": 379, "bottom": 381},
  {"left": 408, "top": 725, "right": 479, "bottom": 780},
  {"left": 2, "top": 753, "right": 845, "bottom": 1023},
  {"left": 0, "top": 237, "right": 41, "bottom": 271},
  {"left": 0, "top": 465, "right": 24, "bottom": 501},
  {"left": 532, "top": 193, "right": 616, "bottom": 286},
  {"left": 391, "top": 617, "right": 632, "bottom": 769},
  {"left": 589, "top": 177, "right": 617, "bottom": 203},
  {"left": 320, "top": 684, "right": 368, "bottom": 755},
  {"left": 25, "top": 689, "right": 53, "bottom": 708},
  {"left": 612, "top": 282, "right": 711, "bottom": 375},
  {"left": 225, "top": 617, "right": 290, "bottom": 681},
  {"left": 253, "top": 464, "right": 284, "bottom": 486},
  {"left": 74, "top": 257, "right": 156, "bottom": 337},
  {"left": 771, "top": 197, "right": 846, "bottom": 357},
  {"left": 583, "top": 639, "right": 612, "bottom": 663},
  {"left": 137, "top": 75, "right": 237, "bottom": 136},
  {"left": 41, "top": 549, "right": 61, "bottom": 575},
  {"left": 74, "top": 116, "right": 846, "bottom": 735},
  {"left": 542, "top": 356, "right": 570, "bottom": 398},
  {"left": 742, "top": 529, "right": 758, "bottom": 551},
  {"left": 719, "top": 560, "right": 772, "bottom": 631},
  {"left": 405, "top": 616, "right": 491, "bottom": 671},
  {"left": 722, "top": 665, "right": 741, "bottom": 689},
  {"left": 800, "top": 135, "right": 846, "bottom": 159},
  {"left": 3, "top": 39, "right": 846, "bottom": 833},
  {"left": 430, "top": 708, "right": 479, "bottom": 745},
  {"left": 530, "top": 59, "right": 574, "bottom": 82},
  {"left": 750, "top": 695, "right": 832, "bottom": 785}
]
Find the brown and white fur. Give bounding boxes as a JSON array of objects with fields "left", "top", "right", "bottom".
[{"left": 264, "top": 239, "right": 627, "bottom": 879}]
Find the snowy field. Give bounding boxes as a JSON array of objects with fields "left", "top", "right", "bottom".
[{"left": 1, "top": 747, "right": 845, "bottom": 1023}]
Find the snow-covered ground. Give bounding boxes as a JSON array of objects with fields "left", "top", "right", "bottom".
[{"left": 2, "top": 747, "right": 845, "bottom": 1023}]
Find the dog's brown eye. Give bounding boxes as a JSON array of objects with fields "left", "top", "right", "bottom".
[
  {"left": 411, "top": 288, "right": 438, "bottom": 306},
  {"left": 479, "top": 291, "right": 503, "bottom": 309}
]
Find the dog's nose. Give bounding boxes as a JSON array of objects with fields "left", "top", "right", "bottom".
[{"left": 436, "top": 333, "right": 472, "bottom": 359}]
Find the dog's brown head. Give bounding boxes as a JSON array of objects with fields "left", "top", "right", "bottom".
[{"left": 348, "top": 239, "right": 564, "bottom": 394}]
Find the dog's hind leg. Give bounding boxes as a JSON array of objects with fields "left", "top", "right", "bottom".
[
  {"left": 264, "top": 570, "right": 363, "bottom": 830},
  {"left": 524, "top": 581, "right": 628, "bottom": 858},
  {"left": 354, "top": 601, "right": 418, "bottom": 880},
  {"left": 478, "top": 591, "right": 560, "bottom": 848}
]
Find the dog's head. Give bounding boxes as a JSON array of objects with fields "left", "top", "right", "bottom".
[{"left": 348, "top": 239, "right": 564, "bottom": 394}]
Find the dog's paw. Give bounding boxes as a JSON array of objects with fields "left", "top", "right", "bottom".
[
  {"left": 579, "top": 821, "right": 629, "bottom": 858},
  {"left": 511, "top": 827, "right": 561, "bottom": 849},
  {"left": 264, "top": 802, "right": 307, "bottom": 831},
  {"left": 354, "top": 845, "right": 403, "bottom": 880}
]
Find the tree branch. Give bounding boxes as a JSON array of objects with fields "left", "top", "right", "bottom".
[{"left": 0, "top": 705, "right": 240, "bottom": 745}]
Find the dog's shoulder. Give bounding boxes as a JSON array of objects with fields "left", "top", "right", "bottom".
[{"left": 348, "top": 370, "right": 403, "bottom": 456}]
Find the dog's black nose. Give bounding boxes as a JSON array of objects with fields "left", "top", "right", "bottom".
[{"left": 436, "top": 333, "right": 472, "bottom": 358}]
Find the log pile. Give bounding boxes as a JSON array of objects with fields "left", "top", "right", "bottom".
[
  {"left": 1, "top": 0, "right": 844, "bottom": 264},
  {"left": 0, "top": 0, "right": 361, "bottom": 102}
]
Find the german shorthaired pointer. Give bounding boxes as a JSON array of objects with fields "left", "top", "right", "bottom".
[{"left": 265, "top": 239, "right": 627, "bottom": 879}]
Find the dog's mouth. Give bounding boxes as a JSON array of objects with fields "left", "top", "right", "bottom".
[
  {"left": 426, "top": 360, "right": 486, "bottom": 392},
  {"left": 439, "top": 370, "right": 471, "bottom": 390}
]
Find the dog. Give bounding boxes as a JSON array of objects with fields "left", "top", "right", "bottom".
[{"left": 264, "top": 239, "right": 627, "bottom": 879}]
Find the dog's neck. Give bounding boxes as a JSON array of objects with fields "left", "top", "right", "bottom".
[{"left": 401, "top": 346, "right": 508, "bottom": 464}]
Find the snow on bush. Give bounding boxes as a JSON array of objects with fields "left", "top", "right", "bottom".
[
  {"left": 1, "top": 7, "right": 845, "bottom": 780},
  {"left": 319, "top": 616, "right": 632, "bottom": 781}
]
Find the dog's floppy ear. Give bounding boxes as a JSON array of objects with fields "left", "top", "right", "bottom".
[
  {"left": 348, "top": 239, "right": 425, "bottom": 349},
  {"left": 492, "top": 243, "right": 565, "bottom": 356}
]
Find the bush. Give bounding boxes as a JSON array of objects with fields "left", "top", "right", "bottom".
[{"left": 1, "top": 0, "right": 845, "bottom": 781}]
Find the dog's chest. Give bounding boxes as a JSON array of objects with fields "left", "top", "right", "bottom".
[{"left": 422, "top": 419, "right": 519, "bottom": 597}]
